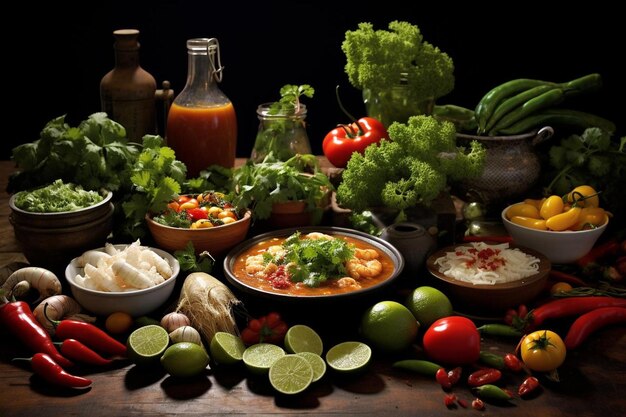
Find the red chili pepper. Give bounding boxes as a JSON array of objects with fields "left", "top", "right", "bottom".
[
  {"left": 13, "top": 353, "right": 91, "bottom": 388},
  {"left": 576, "top": 239, "right": 620, "bottom": 268},
  {"left": 322, "top": 87, "right": 388, "bottom": 168},
  {"left": 447, "top": 366, "right": 462, "bottom": 385},
  {"left": 456, "top": 398, "right": 468, "bottom": 408},
  {"left": 467, "top": 368, "right": 502, "bottom": 387},
  {"left": 43, "top": 303, "right": 126, "bottom": 357},
  {"left": 548, "top": 269, "right": 588, "bottom": 287},
  {"left": 435, "top": 367, "right": 452, "bottom": 389},
  {"left": 518, "top": 376, "right": 540, "bottom": 397},
  {"left": 240, "top": 312, "right": 288, "bottom": 345},
  {"left": 0, "top": 301, "right": 73, "bottom": 368},
  {"left": 503, "top": 353, "right": 523, "bottom": 372},
  {"left": 55, "top": 339, "right": 114, "bottom": 366},
  {"left": 527, "top": 297, "right": 626, "bottom": 330},
  {"left": 564, "top": 307, "right": 626, "bottom": 350}
]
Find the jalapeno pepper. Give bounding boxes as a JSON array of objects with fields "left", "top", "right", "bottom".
[
  {"left": 13, "top": 353, "right": 92, "bottom": 389},
  {"left": 0, "top": 301, "right": 73, "bottom": 368},
  {"left": 472, "top": 384, "right": 513, "bottom": 401},
  {"left": 44, "top": 303, "right": 127, "bottom": 357},
  {"left": 392, "top": 359, "right": 441, "bottom": 377}
]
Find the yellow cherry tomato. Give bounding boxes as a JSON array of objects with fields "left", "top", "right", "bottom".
[
  {"left": 208, "top": 206, "right": 223, "bottom": 217},
  {"left": 218, "top": 210, "right": 237, "bottom": 220},
  {"left": 540, "top": 195, "right": 565, "bottom": 220},
  {"left": 545, "top": 207, "right": 582, "bottom": 231},
  {"left": 105, "top": 312, "right": 134, "bottom": 334},
  {"left": 574, "top": 207, "right": 608, "bottom": 230},
  {"left": 566, "top": 185, "right": 599, "bottom": 208},
  {"left": 550, "top": 282, "right": 573, "bottom": 295},
  {"left": 191, "top": 219, "right": 214, "bottom": 229},
  {"left": 524, "top": 198, "right": 546, "bottom": 211},
  {"left": 221, "top": 216, "right": 236, "bottom": 224},
  {"left": 506, "top": 203, "right": 540, "bottom": 220},
  {"left": 510, "top": 216, "right": 548, "bottom": 230},
  {"left": 521, "top": 330, "right": 566, "bottom": 372},
  {"left": 179, "top": 198, "right": 199, "bottom": 211}
]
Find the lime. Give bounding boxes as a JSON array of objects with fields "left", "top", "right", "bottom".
[
  {"left": 127, "top": 324, "right": 170, "bottom": 366},
  {"left": 243, "top": 343, "right": 286, "bottom": 375},
  {"left": 284, "top": 324, "right": 323, "bottom": 355},
  {"left": 210, "top": 332, "right": 246, "bottom": 365},
  {"left": 359, "top": 301, "right": 419, "bottom": 353},
  {"left": 405, "top": 286, "right": 453, "bottom": 328},
  {"left": 269, "top": 354, "right": 314, "bottom": 395},
  {"left": 325, "top": 341, "right": 371, "bottom": 374},
  {"left": 296, "top": 352, "right": 326, "bottom": 382},
  {"left": 161, "top": 342, "right": 210, "bottom": 378}
]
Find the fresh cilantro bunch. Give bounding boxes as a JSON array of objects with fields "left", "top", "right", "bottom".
[
  {"left": 121, "top": 135, "right": 187, "bottom": 239},
  {"left": 546, "top": 127, "right": 626, "bottom": 229},
  {"left": 282, "top": 232, "right": 354, "bottom": 287},
  {"left": 8, "top": 113, "right": 138, "bottom": 193},
  {"left": 232, "top": 153, "right": 333, "bottom": 223}
]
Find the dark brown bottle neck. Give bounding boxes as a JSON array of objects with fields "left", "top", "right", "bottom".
[{"left": 115, "top": 49, "right": 140, "bottom": 68}]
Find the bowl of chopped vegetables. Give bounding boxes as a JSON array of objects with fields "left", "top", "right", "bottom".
[
  {"left": 426, "top": 242, "right": 551, "bottom": 314},
  {"left": 145, "top": 191, "right": 252, "bottom": 258},
  {"left": 9, "top": 180, "right": 114, "bottom": 271},
  {"left": 65, "top": 242, "right": 180, "bottom": 317}
]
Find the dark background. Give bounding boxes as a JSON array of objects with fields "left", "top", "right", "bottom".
[{"left": 2, "top": 1, "right": 622, "bottom": 161}]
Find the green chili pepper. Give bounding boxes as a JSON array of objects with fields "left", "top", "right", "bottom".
[
  {"left": 497, "top": 108, "right": 616, "bottom": 136},
  {"left": 473, "top": 384, "right": 513, "bottom": 401},
  {"left": 483, "top": 85, "right": 554, "bottom": 133},
  {"left": 392, "top": 359, "right": 442, "bottom": 377},
  {"left": 489, "top": 88, "right": 565, "bottom": 134},
  {"left": 477, "top": 323, "right": 523, "bottom": 338},
  {"left": 478, "top": 351, "right": 505, "bottom": 369}
]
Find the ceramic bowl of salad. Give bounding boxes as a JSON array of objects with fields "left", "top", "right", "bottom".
[
  {"left": 9, "top": 180, "right": 114, "bottom": 271},
  {"left": 145, "top": 192, "right": 252, "bottom": 258},
  {"left": 426, "top": 242, "right": 551, "bottom": 315}
]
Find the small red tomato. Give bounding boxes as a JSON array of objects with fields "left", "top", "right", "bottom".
[
  {"left": 503, "top": 353, "right": 523, "bottom": 372},
  {"left": 186, "top": 207, "right": 209, "bottom": 221},
  {"left": 423, "top": 317, "right": 481, "bottom": 365},
  {"left": 435, "top": 368, "right": 452, "bottom": 389},
  {"left": 467, "top": 368, "right": 502, "bottom": 387},
  {"left": 472, "top": 398, "right": 485, "bottom": 410},
  {"left": 447, "top": 367, "right": 462, "bottom": 385}
]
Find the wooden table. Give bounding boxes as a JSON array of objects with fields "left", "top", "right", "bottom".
[{"left": 1, "top": 159, "right": 625, "bottom": 417}]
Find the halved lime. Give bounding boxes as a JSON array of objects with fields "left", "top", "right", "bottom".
[
  {"left": 284, "top": 324, "right": 323, "bottom": 355},
  {"left": 296, "top": 352, "right": 327, "bottom": 382},
  {"left": 161, "top": 342, "right": 210, "bottom": 378},
  {"left": 210, "top": 332, "right": 246, "bottom": 365},
  {"left": 269, "top": 354, "right": 313, "bottom": 395},
  {"left": 243, "top": 343, "right": 285, "bottom": 375},
  {"left": 127, "top": 324, "right": 170, "bottom": 366},
  {"left": 325, "top": 341, "right": 372, "bottom": 374}
]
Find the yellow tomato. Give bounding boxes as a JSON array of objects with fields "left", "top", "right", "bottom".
[
  {"left": 208, "top": 206, "right": 222, "bottom": 217},
  {"left": 566, "top": 185, "right": 599, "bottom": 208},
  {"left": 524, "top": 198, "right": 546, "bottom": 211},
  {"left": 521, "top": 330, "right": 566, "bottom": 372},
  {"left": 510, "top": 216, "right": 547, "bottom": 230},
  {"left": 506, "top": 203, "right": 540, "bottom": 220},
  {"left": 191, "top": 219, "right": 214, "bottom": 229},
  {"left": 550, "top": 282, "right": 573, "bottom": 295},
  {"left": 540, "top": 195, "right": 565, "bottom": 220},
  {"left": 546, "top": 207, "right": 582, "bottom": 231}
]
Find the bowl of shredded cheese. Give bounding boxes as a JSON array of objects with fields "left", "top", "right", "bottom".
[{"left": 426, "top": 242, "right": 550, "bottom": 313}]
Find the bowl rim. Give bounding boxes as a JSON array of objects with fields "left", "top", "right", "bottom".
[
  {"left": 65, "top": 244, "right": 180, "bottom": 297},
  {"left": 11, "top": 203, "right": 114, "bottom": 232},
  {"left": 500, "top": 205, "right": 608, "bottom": 234},
  {"left": 145, "top": 209, "right": 252, "bottom": 232},
  {"left": 426, "top": 242, "right": 551, "bottom": 290},
  {"left": 9, "top": 190, "right": 113, "bottom": 216},
  {"left": 223, "top": 226, "right": 405, "bottom": 301}
]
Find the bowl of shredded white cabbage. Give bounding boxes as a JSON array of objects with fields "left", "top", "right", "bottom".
[{"left": 426, "top": 242, "right": 550, "bottom": 314}]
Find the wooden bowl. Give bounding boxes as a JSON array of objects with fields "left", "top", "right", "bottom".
[
  {"left": 145, "top": 210, "right": 252, "bottom": 258},
  {"left": 426, "top": 243, "right": 551, "bottom": 314}
]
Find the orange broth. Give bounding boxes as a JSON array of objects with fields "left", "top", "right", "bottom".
[{"left": 232, "top": 235, "right": 395, "bottom": 296}]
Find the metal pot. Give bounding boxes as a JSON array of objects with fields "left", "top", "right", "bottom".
[{"left": 456, "top": 126, "right": 554, "bottom": 204}]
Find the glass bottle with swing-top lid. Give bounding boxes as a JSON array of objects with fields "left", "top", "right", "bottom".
[{"left": 166, "top": 38, "right": 237, "bottom": 177}]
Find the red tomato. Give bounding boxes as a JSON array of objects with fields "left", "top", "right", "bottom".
[{"left": 422, "top": 317, "right": 481, "bottom": 365}]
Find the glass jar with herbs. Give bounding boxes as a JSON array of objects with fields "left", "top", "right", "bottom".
[{"left": 250, "top": 85, "right": 314, "bottom": 163}]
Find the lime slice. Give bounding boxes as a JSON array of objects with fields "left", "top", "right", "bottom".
[
  {"left": 127, "top": 324, "right": 170, "bottom": 366},
  {"left": 296, "top": 352, "right": 326, "bottom": 382},
  {"left": 161, "top": 342, "right": 210, "bottom": 378},
  {"left": 243, "top": 343, "right": 286, "bottom": 375},
  {"left": 210, "top": 332, "right": 246, "bottom": 365},
  {"left": 325, "top": 341, "right": 372, "bottom": 374},
  {"left": 269, "top": 354, "right": 313, "bottom": 395},
  {"left": 284, "top": 324, "right": 323, "bottom": 355}
]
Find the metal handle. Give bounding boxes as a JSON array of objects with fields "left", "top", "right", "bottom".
[{"left": 531, "top": 126, "right": 554, "bottom": 146}]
